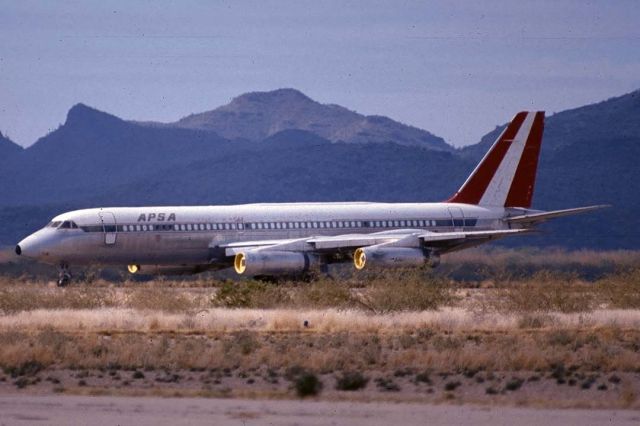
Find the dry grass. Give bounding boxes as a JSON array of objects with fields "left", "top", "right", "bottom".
[
  {"left": 2, "top": 268, "right": 638, "bottom": 315},
  {"left": 0, "top": 261, "right": 639, "bottom": 386},
  {"left": 478, "top": 269, "right": 640, "bottom": 313},
  {"left": 1, "top": 307, "right": 640, "bottom": 334},
  {"left": 0, "top": 313, "right": 639, "bottom": 375},
  {"left": 359, "top": 271, "right": 457, "bottom": 313},
  {"left": 0, "top": 286, "right": 118, "bottom": 313}
]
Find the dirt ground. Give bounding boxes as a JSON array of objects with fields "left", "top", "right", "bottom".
[
  {"left": 0, "top": 364, "right": 638, "bottom": 409},
  {"left": 1, "top": 395, "right": 639, "bottom": 426}
]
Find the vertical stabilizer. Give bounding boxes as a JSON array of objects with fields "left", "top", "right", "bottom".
[{"left": 448, "top": 111, "right": 545, "bottom": 208}]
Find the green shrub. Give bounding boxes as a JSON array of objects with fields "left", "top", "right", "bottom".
[
  {"left": 295, "top": 373, "right": 323, "bottom": 397},
  {"left": 375, "top": 377, "right": 400, "bottom": 392},
  {"left": 444, "top": 381, "right": 461, "bottom": 391},
  {"left": 293, "top": 278, "right": 356, "bottom": 309},
  {"left": 361, "top": 270, "right": 456, "bottom": 313},
  {"left": 211, "top": 280, "right": 291, "bottom": 308},
  {"left": 3, "top": 360, "right": 43, "bottom": 378},
  {"left": 504, "top": 377, "right": 524, "bottom": 391},
  {"left": 335, "top": 371, "right": 368, "bottom": 391}
]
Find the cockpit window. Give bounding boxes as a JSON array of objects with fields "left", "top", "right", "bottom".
[
  {"left": 47, "top": 221, "right": 62, "bottom": 228},
  {"left": 58, "top": 221, "right": 79, "bottom": 229}
]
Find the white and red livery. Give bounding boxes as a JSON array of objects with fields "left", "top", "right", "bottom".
[{"left": 16, "top": 111, "right": 606, "bottom": 285}]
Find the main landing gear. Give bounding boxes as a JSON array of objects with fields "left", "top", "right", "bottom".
[{"left": 57, "top": 263, "right": 71, "bottom": 287}]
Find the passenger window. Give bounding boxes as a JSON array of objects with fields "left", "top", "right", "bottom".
[
  {"left": 230, "top": 223, "right": 236, "bottom": 230},
  {"left": 238, "top": 223, "right": 244, "bottom": 230}
]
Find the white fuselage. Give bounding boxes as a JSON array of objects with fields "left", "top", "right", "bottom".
[{"left": 16, "top": 202, "right": 513, "bottom": 268}]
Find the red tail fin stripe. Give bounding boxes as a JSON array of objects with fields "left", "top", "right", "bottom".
[
  {"left": 447, "top": 112, "right": 528, "bottom": 205},
  {"left": 504, "top": 111, "right": 545, "bottom": 208}
]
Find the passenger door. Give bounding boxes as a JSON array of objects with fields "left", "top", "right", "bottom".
[
  {"left": 99, "top": 211, "right": 117, "bottom": 245},
  {"left": 447, "top": 207, "right": 465, "bottom": 232}
]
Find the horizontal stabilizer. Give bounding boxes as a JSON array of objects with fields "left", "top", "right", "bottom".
[{"left": 505, "top": 205, "right": 610, "bottom": 225}]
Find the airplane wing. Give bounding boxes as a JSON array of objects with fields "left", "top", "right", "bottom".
[
  {"left": 505, "top": 205, "right": 609, "bottom": 225},
  {"left": 219, "top": 228, "right": 530, "bottom": 256}
]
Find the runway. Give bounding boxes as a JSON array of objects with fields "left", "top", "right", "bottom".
[{"left": 0, "top": 395, "right": 638, "bottom": 426}]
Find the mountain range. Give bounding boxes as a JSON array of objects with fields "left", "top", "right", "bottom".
[{"left": 1, "top": 88, "right": 638, "bottom": 249}]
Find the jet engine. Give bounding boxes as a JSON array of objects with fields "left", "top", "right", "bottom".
[
  {"left": 353, "top": 247, "right": 440, "bottom": 270},
  {"left": 127, "top": 264, "right": 210, "bottom": 275},
  {"left": 234, "top": 251, "right": 319, "bottom": 276}
]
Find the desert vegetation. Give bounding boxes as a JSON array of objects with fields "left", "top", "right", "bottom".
[{"left": 0, "top": 249, "right": 638, "bottom": 407}]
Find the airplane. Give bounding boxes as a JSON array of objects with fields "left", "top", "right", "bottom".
[{"left": 15, "top": 111, "right": 606, "bottom": 286}]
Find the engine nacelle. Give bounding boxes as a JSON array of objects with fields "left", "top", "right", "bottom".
[
  {"left": 353, "top": 247, "right": 440, "bottom": 270},
  {"left": 127, "top": 264, "right": 209, "bottom": 275},
  {"left": 234, "top": 251, "right": 319, "bottom": 276}
]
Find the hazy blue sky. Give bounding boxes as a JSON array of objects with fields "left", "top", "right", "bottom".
[{"left": 1, "top": 0, "right": 639, "bottom": 148}]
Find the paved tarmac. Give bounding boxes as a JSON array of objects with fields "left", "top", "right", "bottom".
[{"left": 0, "top": 395, "right": 638, "bottom": 426}]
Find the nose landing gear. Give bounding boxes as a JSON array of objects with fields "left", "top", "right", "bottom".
[{"left": 57, "top": 263, "right": 71, "bottom": 287}]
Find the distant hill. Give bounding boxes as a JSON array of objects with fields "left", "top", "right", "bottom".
[
  {"left": 147, "top": 88, "right": 451, "bottom": 150},
  {"left": 0, "top": 104, "right": 230, "bottom": 206},
  {"left": 0, "top": 89, "right": 638, "bottom": 249},
  {"left": 0, "top": 132, "right": 22, "bottom": 163}
]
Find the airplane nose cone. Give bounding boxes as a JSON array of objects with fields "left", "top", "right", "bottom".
[{"left": 16, "top": 234, "right": 46, "bottom": 260}]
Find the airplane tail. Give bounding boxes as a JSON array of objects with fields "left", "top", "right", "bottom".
[{"left": 448, "top": 111, "right": 545, "bottom": 208}]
